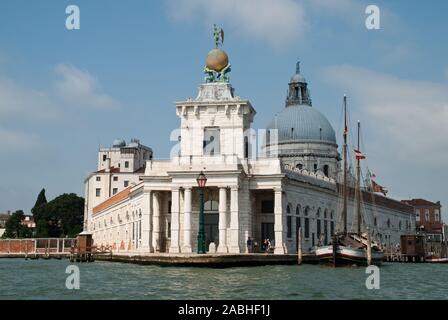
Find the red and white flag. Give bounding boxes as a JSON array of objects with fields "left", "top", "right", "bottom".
[
  {"left": 372, "top": 179, "right": 388, "bottom": 196},
  {"left": 354, "top": 149, "right": 366, "bottom": 160}
]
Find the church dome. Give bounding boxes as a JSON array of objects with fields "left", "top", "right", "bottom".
[
  {"left": 267, "top": 104, "right": 336, "bottom": 144},
  {"left": 266, "top": 61, "right": 337, "bottom": 145}
]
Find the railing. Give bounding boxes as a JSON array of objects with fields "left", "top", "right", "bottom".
[{"left": 0, "top": 238, "right": 76, "bottom": 254}]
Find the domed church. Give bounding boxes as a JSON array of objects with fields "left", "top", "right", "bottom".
[
  {"left": 265, "top": 61, "right": 339, "bottom": 179},
  {"left": 84, "top": 30, "right": 415, "bottom": 256}
]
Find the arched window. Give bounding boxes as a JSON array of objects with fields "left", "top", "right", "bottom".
[
  {"left": 324, "top": 209, "right": 328, "bottom": 219},
  {"left": 304, "top": 207, "right": 309, "bottom": 216},
  {"left": 399, "top": 221, "right": 402, "bottom": 230},
  {"left": 316, "top": 208, "right": 321, "bottom": 218},
  {"left": 374, "top": 217, "right": 377, "bottom": 227},
  {"left": 314, "top": 163, "right": 318, "bottom": 172},
  {"left": 287, "top": 204, "right": 292, "bottom": 214},
  {"left": 296, "top": 205, "right": 301, "bottom": 216},
  {"left": 387, "top": 219, "right": 391, "bottom": 228},
  {"left": 323, "top": 165, "right": 329, "bottom": 177},
  {"left": 330, "top": 210, "right": 334, "bottom": 220},
  {"left": 296, "top": 163, "right": 303, "bottom": 170}
]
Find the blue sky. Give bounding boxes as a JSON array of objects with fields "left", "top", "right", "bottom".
[{"left": 1, "top": 0, "right": 447, "bottom": 220}]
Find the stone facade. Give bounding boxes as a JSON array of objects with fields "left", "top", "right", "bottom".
[{"left": 85, "top": 77, "right": 415, "bottom": 255}]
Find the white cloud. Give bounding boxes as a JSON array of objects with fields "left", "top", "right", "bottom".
[
  {"left": 0, "top": 127, "right": 40, "bottom": 153},
  {"left": 0, "top": 76, "right": 58, "bottom": 120},
  {"left": 54, "top": 64, "right": 119, "bottom": 110},
  {"left": 166, "top": 0, "right": 307, "bottom": 48},
  {"left": 322, "top": 65, "right": 448, "bottom": 166}
]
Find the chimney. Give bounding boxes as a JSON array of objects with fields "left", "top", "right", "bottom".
[{"left": 105, "top": 158, "right": 111, "bottom": 173}]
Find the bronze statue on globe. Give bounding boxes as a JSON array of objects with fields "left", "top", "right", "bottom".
[{"left": 204, "top": 25, "right": 231, "bottom": 83}]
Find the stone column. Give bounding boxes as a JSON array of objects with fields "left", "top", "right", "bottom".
[
  {"left": 141, "top": 190, "right": 154, "bottom": 253},
  {"left": 228, "top": 186, "right": 240, "bottom": 253},
  {"left": 182, "top": 187, "right": 192, "bottom": 253},
  {"left": 169, "top": 188, "right": 181, "bottom": 253},
  {"left": 274, "top": 189, "right": 286, "bottom": 254},
  {"left": 152, "top": 192, "right": 161, "bottom": 252},
  {"left": 217, "top": 187, "right": 228, "bottom": 253}
]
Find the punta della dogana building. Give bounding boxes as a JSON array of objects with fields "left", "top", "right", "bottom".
[{"left": 83, "top": 35, "right": 415, "bottom": 255}]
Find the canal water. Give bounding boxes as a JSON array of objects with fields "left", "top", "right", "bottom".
[{"left": 1, "top": 258, "right": 447, "bottom": 299}]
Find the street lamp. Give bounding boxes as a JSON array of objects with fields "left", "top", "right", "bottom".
[{"left": 196, "top": 171, "right": 207, "bottom": 254}]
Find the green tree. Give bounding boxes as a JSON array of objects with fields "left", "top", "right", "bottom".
[
  {"left": 34, "top": 193, "right": 84, "bottom": 238},
  {"left": 3, "top": 210, "right": 32, "bottom": 239},
  {"left": 31, "top": 188, "right": 47, "bottom": 221}
]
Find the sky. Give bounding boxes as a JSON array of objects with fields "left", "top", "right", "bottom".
[{"left": 0, "top": 0, "right": 447, "bottom": 221}]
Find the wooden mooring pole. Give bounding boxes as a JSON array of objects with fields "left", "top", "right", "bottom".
[
  {"left": 332, "top": 235, "right": 337, "bottom": 267},
  {"left": 366, "top": 228, "right": 372, "bottom": 266},
  {"left": 297, "top": 227, "right": 302, "bottom": 265}
]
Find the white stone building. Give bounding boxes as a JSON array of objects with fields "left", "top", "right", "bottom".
[{"left": 83, "top": 61, "right": 415, "bottom": 255}]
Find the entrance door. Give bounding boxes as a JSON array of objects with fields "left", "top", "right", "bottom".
[
  {"left": 261, "top": 223, "right": 275, "bottom": 249},
  {"left": 204, "top": 213, "right": 219, "bottom": 251}
]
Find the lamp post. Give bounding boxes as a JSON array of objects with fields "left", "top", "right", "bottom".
[{"left": 196, "top": 171, "right": 207, "bottom": 254}]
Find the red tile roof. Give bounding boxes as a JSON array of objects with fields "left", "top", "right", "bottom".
[
  {"left": 92, "top": 187, "right": 132, "bottom": 215},
  {"left": 401, "top": 199, "right": 441, "bottom": 207},
  {"left": 337, "top": 184, "right": 414, "bottom": 214}
]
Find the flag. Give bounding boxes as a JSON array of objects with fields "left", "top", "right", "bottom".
[
  {"left": 354, "top": 149, "right": 366, "bottom": 160},
  {"left": 372, "top": 179, "right": 388, "bottom": 196}
]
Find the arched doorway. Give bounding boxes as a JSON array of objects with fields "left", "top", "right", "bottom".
[{"left": 204, "top": 200, "right": 219, "bottom": 251}]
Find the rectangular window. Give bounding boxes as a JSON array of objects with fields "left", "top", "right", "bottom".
[
  {"left": 102, "top": 154, "right": 107, "bottom": 161},
  {"left": 139, "top": 221, "right": 142, "bottom": 240},
  {"left": 113, "top": 176, "right": 118, "bottom": 181},
  {"left": 95, "top": 188, "right": 101, "bottom": 197},
  {"left": 261, "top": 200, "right": 274, "bottom": 213},
  {"left": 416, "top": 212, "right": 420, "bottom": 222},
  {"left": 96, "top": 176, "right": 101, "bottom": 182},
  {"left": 124, "top": 180, "right": 129, "bottom": 188},
  {"left": 425, "top": 209, "right": 430, "bottom": 221},
  {"left": 330, "top": 221, "right": 334, "bottom": 236},
  {"left": 305, "top": 218, "right": 310, "bottom": 238},
  {"left": 435, "top": 209, "right": 440, "bottom": 222},
  {"left": 203, "top": 127, "right": 220, "bottom": 156},
  {"left": 112, "top": 188, "right": 118, "bottom": 195},
  {"left": 287, "top": 216, "right": 292, "bottom": 238},
  {"left": 316, "top": 219, "right": 321, "bottom": 239},
  {"left": 324, "top": 220, "right": 328, "bottom": 244},
  {"left": 132, "top": 222, "right": 135, "bottom": 240},
  {"left": 125, "top": 161, "right": 129, "bottom": 168},
  {"left": 167, "top": 222, "right": 171, "bottom": 238}
]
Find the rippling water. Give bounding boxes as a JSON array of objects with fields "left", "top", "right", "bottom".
[{"left": 0, "top": 258, "right": 447, "bottom": 299}]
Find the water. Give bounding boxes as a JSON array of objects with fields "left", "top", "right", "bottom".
[{"left": 0, "top": 258, "right": 447, "bottom": 300}]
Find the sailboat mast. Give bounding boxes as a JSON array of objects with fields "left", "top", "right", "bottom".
[
  {"left": 343, "top": 95, "right": 348, "bottom": 235},
  {"left": 356, "top": 121, "right": 361, "bottom": 235}
]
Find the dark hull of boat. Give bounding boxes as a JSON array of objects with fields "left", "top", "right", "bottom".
[{"left": 315, "top": 246, "right": 383, "bottom": 266}]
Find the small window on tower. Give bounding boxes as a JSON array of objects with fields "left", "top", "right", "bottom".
[
  {"left": 323, "top": 165, "right": 329, "bottom": 177},
  {"left": 124, "top": 180, "right": 129, "bottom": 187},
  {"left": 125, "top": 161, "right": 129, "bottom": 168},
  {"left": 113, "top": 188, "right": 118, "bottom": 195},
  {"left": 314, "top": 164, "right": 318, "bottom": 172},
  {"left": 102, "top": 154, "right": 107, "bottom": 161},
  {"left": 203, "top": 127, "right": 220, "bottom": 156},
  {"left": 95, "top": 188, "right": 101, "bottom": 197},
  {"left": 96, "top": 176, "right": 101, "bottom": 182},
  {"left": 113, "top": 176, "right": 118, "bottom": 181}
]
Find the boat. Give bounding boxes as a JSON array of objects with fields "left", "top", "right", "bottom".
[
  {"left": 426, "top": 257, "right": 448, "bottom": 263},
  {"left": 315, "top": 95, "right": 384, "bottom": 266}
]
